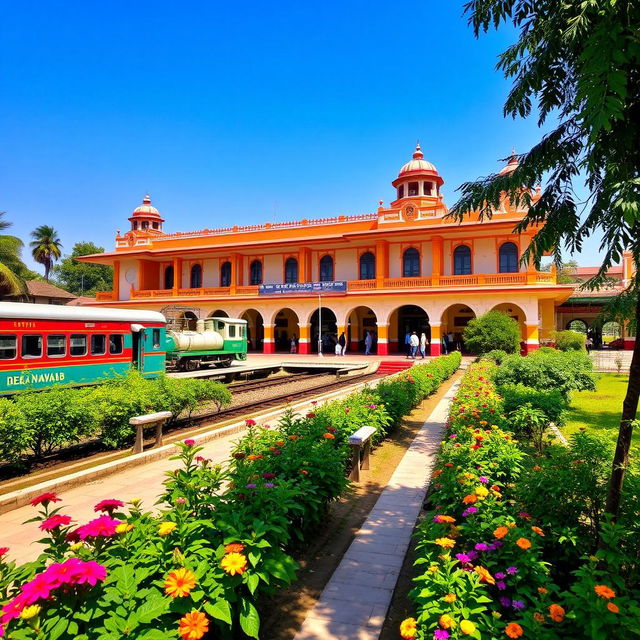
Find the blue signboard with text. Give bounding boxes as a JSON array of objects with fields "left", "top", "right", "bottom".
[{"left": 259, "top": 281, "right": 347, "bottom": 295}]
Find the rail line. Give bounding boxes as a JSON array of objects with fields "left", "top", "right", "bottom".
[{"left": 226, "top": 372, "right": 326, "bottom": 394}]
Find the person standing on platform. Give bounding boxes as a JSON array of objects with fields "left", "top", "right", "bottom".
[
  {"left": 447, "top": 331, "right": 455, "bottom": 351},
  {"left": 442, "top": 333, "right": 448, "bottom": 354},
  {"left": 364, "top": 331, "right": 373, "bottom": 355},
  {"left": 419, "top": 332, "right": 428, "bottom": 359},
  {"left": 409, "top": 331, "right": 419, "bottom": 359},
  {"left": 405, "top": 331, "right": 412, "bottom": 357},
  {"left": 290, "top": 335, "right": 297, "bottom": 354},
  {"left": 338, "top": 331, "right": 346, "bottom": 355}
]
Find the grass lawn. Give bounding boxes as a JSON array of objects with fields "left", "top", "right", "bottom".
[{"left": 563, "top": 373, "right": 639, "bottom": 447}]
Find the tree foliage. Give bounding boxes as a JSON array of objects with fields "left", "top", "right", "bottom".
[
  {"left": 0, "top": 212, "right": 28, "bottom": 296},
  {"left": 463, "top": 310, "right": 521, "bottom": 354},
  {"left": 30, "top": 225, "right": 62, "bottom": 281},
  {"left": 53, "top": 241, "right": 113, "bottom": 296},
  {"left": 455, "top": 0, "right": 640, "bottom": 520}
]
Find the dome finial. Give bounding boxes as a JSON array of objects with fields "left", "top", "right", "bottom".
[
  {"left": 413, "top": 141, "right": 424, "bottom": 160},
  {"left": 143, "top": 193, "right": 151, "bottom": 205}
]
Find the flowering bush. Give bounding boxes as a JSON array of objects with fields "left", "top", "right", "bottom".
[
  {"left": 1, "top": 355, "right": 460, "bottom": 639},
  {"left": 403, "top": 362, "right": 640, "bottom": 640}
]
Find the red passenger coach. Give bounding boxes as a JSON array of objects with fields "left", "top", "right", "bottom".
[{"left": 0, "top": 302, "right": 167, "bottom": 395}]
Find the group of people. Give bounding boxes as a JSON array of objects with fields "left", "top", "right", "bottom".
[{"left": 405, "top": 331, "right": 429, "bottom": 359}]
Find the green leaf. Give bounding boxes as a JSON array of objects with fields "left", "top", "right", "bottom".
[
  {"left": 239, "top": 599, "right": 260, "bottom": 639},
  {"left": 204, "top": 599, "right": 233, "bottom": 625},
  {"left": 247, "top": 573, "right": 260, "bottom": 595},
  {"left": 138, "top": 631, "right": 175, "bottom": 640},
  {"left": 138, "top": 596, "right": 170, "bottom": 624}
]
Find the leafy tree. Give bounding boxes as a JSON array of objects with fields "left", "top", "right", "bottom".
[
  {"left": 30, "top": 225, "right": 62, "bottom": 281},
  {"left": 552, "top": 330, "right": 586, "bottom": 352},
  {"left": 0, "top": 212, "right": 28, "bottom": 296},
  {"left": 463, "top": 311, "right": 521, "bottom": 354},
  {"left": 53, "top": 241, "right": 113, "bottom": 296},
  {"left": 453, "top": 1, "right": 640, "bottom": 520}
]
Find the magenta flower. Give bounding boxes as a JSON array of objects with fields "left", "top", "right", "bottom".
[
  {"left": 434, "top": 631, "right": 450, "bottom": 639},
  {"left": 75, "top": 515, "right": 121, "bottom": 540},
  {"left": 262, "top": 473, "right": 276, "bottom": 479},
  {"left": 21, "top": 574, "right": 52, "bottom": 603},
  {"left": 74, "top": 560, "right": 107, "bottom": 586},
  {"left": 94, "top": 499, "right": 124, "bottom": 513},
  {"left": 495, "top": 572, "right": 506, "bottom": 580},
  {"left": 462, "top": 506, "right": 478, "bottom": 517},
  {"left": 474, "top": 543, "right": 489, "bottom": 552},
  {"left": 264, "top": 482, "right": 275, "bottom": 488},
  {"left": 39, "top": 514, "right": 72, "bottom": 531},
  {"left": 478, "top": 476, "right": 489, "bottom": 483},
  {"left": 245, "top": 419, "right": 256, "bottom": 426},
  {"left": 507, "top": 566, "right": 519, "bottom": 575},
  {"left": 29, "top": 492, "right": 61, "bottom": 507},
  {"left": 512, "top": 600, "right": 525, "bottom": 611},
  {"left": 496, "top": 580, "right": 507, "bottom": 590},
  {"left": 183, "top": 439, "right": 196, "bottom": 446},
  {"left": 455, "top": 553, "right": 473, "bottom": 563},
  {"left": 246, "top": 483, "right": 257, "bottom": 489},
  {"left": 499, "top": 597, "right": 511, "bottom": 608},
  {"left": 449, "top": 434, "right": 457, "bottom": 439}
]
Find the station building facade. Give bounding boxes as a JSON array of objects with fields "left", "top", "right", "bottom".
[{"left": 83, "top": 145, "right": 626, "bottom": 355}]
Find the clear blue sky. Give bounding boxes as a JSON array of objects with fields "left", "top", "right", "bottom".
[{"left": 1, "top": 0, "right": 600, "bottom": 274}]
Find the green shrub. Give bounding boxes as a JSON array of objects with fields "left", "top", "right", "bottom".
[
  {"left": 154, "top": 376, "right": 231, "bottom": 421},
  {"left": 482, "top": 348, "right": 508, "bottom": 364},
  {"left": 462, "top": 310, "right": 521, "bottom": 354},
  {"left": 0, "top": 398, "right": 30, "bottom": 463},
  {"left": 15, "top": 387, "right": 99, "bottom": 458},
  {"left": 494, "top": 348, "right": 596, "bottom": 399},
  {"left": 552, "top": 329, "right": 586, "bottom": 351},
  {"left": 500, "top": 383, "right": 569, "bottom": 424}
]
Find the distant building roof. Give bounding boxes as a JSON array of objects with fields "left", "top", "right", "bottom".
[
  {"left": 66, "top": 296, "right": 96, "bottom": 306},
  {"left": 25, "top": 281, "right": 76, "bottom": 300},
  {"left": 574, "top": 266, "right": 623, "bottom": 278}
]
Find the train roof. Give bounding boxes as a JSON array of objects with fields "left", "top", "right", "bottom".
[
  {"left": 0, "top": 302, "right": 166, "bottom": 324},
  {"left": 212, "top": 317, "right": 247, "bottom": 324}
]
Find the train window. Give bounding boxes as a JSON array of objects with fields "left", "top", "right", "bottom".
[
  {"left": 70, "top": 334, "right": 87, "bottom": 357},
  {"left": 47, "top": 335, "right": 66, "bottom": 357},
  {"left": 109, "top": 334, "right": 124, "bottom": 355},
  {"left": 228, "top": 325, "right": 236, "bottom": 338},
  {"left": 152, "top": 329, "right": 161, "bottom": 348},
  {"left": 22, "top": 335, "right": 42, "bottom": 359},
  {"left": 0, "top": 336, "right": 17, "bottom": 360},
  {"left": 91, "top": 335, "right": 107, "bottom": 355}
]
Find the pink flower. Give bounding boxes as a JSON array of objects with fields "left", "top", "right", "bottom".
[
  {"left": 21, "top": 573, "right": 52, "bottom": 604},
  {"left": 75, "top": 515, "right": 121, "bottom": 540},
  {"left": 245, "top": 419, "right": 256, "bottom": 427},
  {"left": 0, "top": 548, "right": 9, "bottom": 558},
  {"left": 29, "top": 492, "right": 61, "bottom": 507},
  {"left": 74, "top": 560, "right": 107, "bottom": 586},
  {"left": 39, "top": 514, "right": 72, "bottom": 531},
  {"left": 1, "top": 593, "right": 29, "bottom": 624},
  {"left": 94, "top": 499, "right": 124, "bottom": 513},
  {"left": 44, "top": 558, "right": 83, "bottom": 587},
  {"left": 184, "top": 439, "right": 196, "bottom": 446}
]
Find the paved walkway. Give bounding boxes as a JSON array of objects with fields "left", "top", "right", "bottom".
[{"left": 294, "top": 379, "right": 459, "bottom": 640}]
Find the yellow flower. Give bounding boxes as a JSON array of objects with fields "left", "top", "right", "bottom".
[
  {"left": 428, "top": 564, "right": 439, "bottom": 573},
  {"left": 221, "top": 552, "right": 248, "bottom": 576},
  {"left": 442, "top": 593, "right": 457, "bottom": 603},
  {"left": 435, "top": 537, "right": 456, "bottom": 549},
  {"left": 475, "top": 485, "right": 489, "bottom": 498},
  {"left": 115, "top": 523, "right": 133, "bottom": 534},
  {"left": 399, "top": 617, "right": 417, "bottom": 639},
  {"left": 165, "top": 567, "right": 197, "bottom": 598},
  {"left": 158, "top": 521, "right": 178, "bottom": 536},
  {"left": 439, "top": 614, "right": 456, "bottom": 629},
  {"left": 460, "top": 620, "right": 476, "bottom": 635},
  {"left": 69, "top": 542, "right": 84, "bottom": 552},
  {"left": 20, "top": 605, "right": 41, "bottom": 620},
  {"left": 474, "top": 565, "right": 495, "bottom": 585}
]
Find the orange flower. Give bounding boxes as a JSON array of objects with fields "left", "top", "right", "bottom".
[
  {"left": 607, "top": 602, "right": 619, "bottom": 614},
  {"left": 165, "top": 568, "right": 196, "bottom": 598},
  {"left": 505, "top": 622, "right": 523, "bottom": 638},
  {"left": 533, "top": 465, "right": 542, "bottom": 471},
  {"left": 399, "top": 617, "right": 417, "bottom": 639},
  {"left": 444, "top": 462, "right": 454, "bottom": 468},
  {"left": 435, "top": 537, "right": 456, "bottom": 549},
  {"left": 462, "top": 494, "right": 477, "bottom": 505},
  {"left": 474, "top": 565, "right": 495, "bottom": 585},
  {"left": 494, "top": 526, "right": 509, "bottom": 539},
  {"left": 276, "top": 440, "right": 285, "bottom": 447},
  {"left": 435, "top": 515, "right": 455, "bottom": 524},
  {"left": 442, "top": 593, "right": 457, "bottom": 603},
  {"left": 594, "top": 584, "right": 616, "bottom": 600},
  {"left": 220, "top": 552, "right": 248, "bottom": 576},
  {"left": 516, "top": 537, "right": 531, "bottom": 550},
  {"left": 224, "top": 542, "right": 245, "bottom": 554},
  {"left": 246, "top": 454, "right": 262, "bottom": 461},
  {"left": 531, "top": 526, "right": 545, "bottom": 537},
  {"left": 178, "top": 610, "right": 209, "bottom": 640},
  {"left": 533, "top": 612, "right": 545, "bottom": 623},
  {"left": 549, "top": 604, "right": 565, "bottom": 622},
  {"left": 538, "top": 587, "right": 548, "bottom": 595},
  {"left": 323, "top": 433, "right": 335, "bottom": 440},
  {"left": 288, "top": 435, "right": 299, "bottom": 440},
  {"left": 300, "top": 469, "right": 309, "bottom": 475},
  {"left": 433, "top": 469, "right": 443, "bottom": 478}
]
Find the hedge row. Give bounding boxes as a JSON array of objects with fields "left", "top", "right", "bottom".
[
  {"left": 0, "top": 353, "right": 461, "bottom": 640},
  {"left": 403, "top": 357, "right": 640, "bottom": 640},
  {"left": 0, "top": 372, "right": 232, "bottom": 463}
]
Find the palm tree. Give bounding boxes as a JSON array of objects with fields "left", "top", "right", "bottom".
[
  {"left": 30, "top": 225, "right": 62, "bottom": 281},
  {"left": 0, "top": 212, "right": 27, "bottom": 296}
]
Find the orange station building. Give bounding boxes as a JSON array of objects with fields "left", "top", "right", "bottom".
[{"left": 83, "top": 145, "right": 598, "bottom": 355}]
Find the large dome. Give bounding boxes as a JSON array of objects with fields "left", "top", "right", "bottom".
[
  {"left": 131, "top": 194, "right": 162, "bottom": 219},
  {"left": 398, "top": 143, "right": 438, "bottom": 176}
]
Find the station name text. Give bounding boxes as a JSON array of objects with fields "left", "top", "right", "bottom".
[{"left": 6, "top": 372, "right": 66, "bottom": 386}]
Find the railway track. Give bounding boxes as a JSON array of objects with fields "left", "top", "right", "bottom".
[{"left": 226, "top": 372, "right": 325, "bottom": 394}]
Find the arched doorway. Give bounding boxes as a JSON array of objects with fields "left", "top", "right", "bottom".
[
  {"left": 274, "top": 308, "right": 299, "bottom": 353},
  {"left": 388, "top": 305, "right": 430, "bottom": 354},
  {"left": 567, "top": 319, "right": 588, "bottom": 334},
  {"left": 441, "top": 304, "right": 477, "bottom": 353},
  {"left": 241, "top": 309, "right": 264, "bottom": 352},
  {"left": 207, "top": 309, "right": 229, "bottom": 318},
  {"left": 602, "top": 321, "right": 622, "bottom": 348},
  {"left": 310, "top": 307, "right": 338, "bottom": 354},
  {"left": 177, "top": 311, "right": 198, "bottom": 331},
  {"left": 347, "top": 306, "right": 378, "bottom": 354}
]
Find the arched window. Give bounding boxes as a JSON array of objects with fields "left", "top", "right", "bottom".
[
  {"left": 285, "top": 257, "right": 298, "bottom": 284},
  {"left": 220, "top": 261, "right": 232, "bottom": 287},
  {"left": 499, "top": 242, "right": 519, "bottom": 273},
  {"left": 319, "top": 255, "right": 334, "bottom": 282},
  {"left": 359, "top": 252, "right": 375, "bottom": 280},
  {"left": 403, "top": 248, "right": 420, "bottom": 277},
  {"left": 250, "top": 260, "right": 263, "bottom": 285},
  {"left": 164, "top": 266, "right": 174, "bottom": 289},
  {"left": 453, "top": 245, "right": 472, "bottom": 275},
  {"left": 190, "top": 264, "right": 202, "bottom": 288}
]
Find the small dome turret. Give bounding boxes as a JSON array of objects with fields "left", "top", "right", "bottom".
[
  {"left": 128, "top": 194, "right": 165, "bottom": 233},
  {"left": 499, "top": 149, "right": 519, "bottom": 176},
  {"left": 391, "top": 142, "right": 444, "bottom": 203}
]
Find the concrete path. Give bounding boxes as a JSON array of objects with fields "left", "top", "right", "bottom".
[{"left": 294, "top": 380, "right": 459, "bottom": 640}]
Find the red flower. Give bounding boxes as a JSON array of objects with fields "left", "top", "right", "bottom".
[
  {"left": 245, "top": 419, "right": 256, "bottom": 426},
  {"left": 94, "top": 499, "right": 124, "bottom": 513},
  {"left": 0, "top": 547, "right": 9, "bottom": 557},
  {"left": 232, "top": 452, "right": 246, "bottom": 460},
  {"left": 306, "top": 412, "right": 316, "bottom": 418},
  {"left": 39, "top": 514, "right": 72, "bottom": 531},
  {"left": 30, "top": 492, "right": 61, "bottom": 507},
  {"left": 184, "top": 439, "right": 196, "bottom": 446}
]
